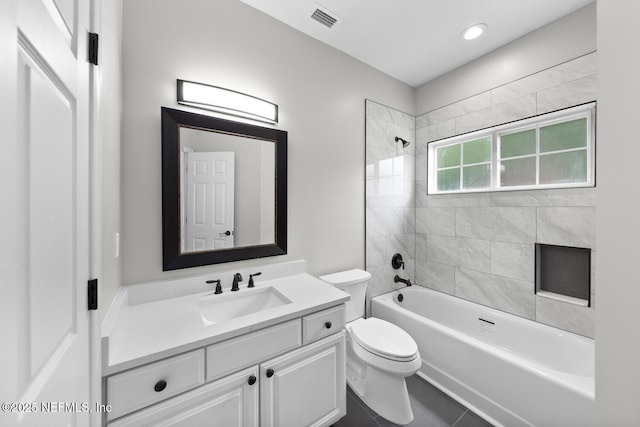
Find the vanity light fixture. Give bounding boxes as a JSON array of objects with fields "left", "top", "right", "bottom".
[
  {"left": 461, "top": 23, "right": 488, "bottom": 41},
  {"left": 177, "top": 79, "right": 278, "bottom": 123}
]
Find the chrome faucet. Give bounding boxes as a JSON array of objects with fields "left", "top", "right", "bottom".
[
  {"left": 231, "top": 273, "right": 243, "bottom": 292},
  {"left": 394, "top": 275, "right": 412, "bottom": 287}
]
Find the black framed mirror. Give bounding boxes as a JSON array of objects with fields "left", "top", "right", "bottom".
[{"left": 161, "top": 107, "right": 287, "bottom": 270}]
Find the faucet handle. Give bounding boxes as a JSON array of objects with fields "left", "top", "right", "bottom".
[
  {"left": 206, "top": 279, "right": 223, "bottom": 294},
  {"left": 248, "top": 272, "right": 262, "bottom": 288},
  {"left": 231, "top": 273, "right": 242, "bottom": 292}
]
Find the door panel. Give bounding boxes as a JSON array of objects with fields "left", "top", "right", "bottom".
[
  {"left": 185, "top": 151, "right": 235, "bottom": 251},
  {"left": 1, "top": 0, "right": 94, "bottom": 425}
]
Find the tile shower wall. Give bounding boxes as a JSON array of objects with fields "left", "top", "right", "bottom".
[
  {"left": 414, "top": 53, "right": 597, "bottom": 338},
  {"left": 365, "top": 100, "right": 416, "bottom": 309}
]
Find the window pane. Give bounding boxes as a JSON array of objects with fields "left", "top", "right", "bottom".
[
  {"left": 540, "top": 118, "right": 587, "bottom": 153},
  {"left": 500, "top": 129, "right": 536, "bottom": 158},
  {"left": 437, "top": 144, "right": 460, "bottom": 168},
  {"left": 463, "top": 137, "right": 491, "bottom": 164},
  {"left": 462, "top": 164, "right": 490, "bottom": 189},
  {"left": 437, "top": 168, "right": 460, "bottom": 191},
  {"left": 500, "top": 157, "right": 536, "bottom": 187},
  {"left": 539, "top": 150, "right": 587, "bottom": 184}
]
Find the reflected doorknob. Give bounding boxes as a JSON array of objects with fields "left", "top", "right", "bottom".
[{"left": 219, "top": 230, "right": 231, "bottom": 236}]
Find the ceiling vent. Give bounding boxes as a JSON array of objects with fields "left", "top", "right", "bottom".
[{"left": 310, "top": 5, "right": 341, "bottom": 29}]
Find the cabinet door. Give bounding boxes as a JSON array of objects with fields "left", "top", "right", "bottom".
[
  {"left": 109, "top": 366, "right": 259, "bottom": 427},
  {"left": 261, "top": 332, "right": 346, "bottom": 427}
]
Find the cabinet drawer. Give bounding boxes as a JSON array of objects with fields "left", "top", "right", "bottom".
[
  {"left": 108, "top": 366, "right": 259, "bottom": 427},
  {"left": 206, "top": 319, "right": 301, "bottom": 382},
  {"left": 302, "top": 305, "right": 345, "bottom": 345},
  {"left": 106, "top": 349, "right": 205, "bottom": 421}
]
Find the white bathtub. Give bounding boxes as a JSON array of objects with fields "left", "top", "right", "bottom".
[{"left": 371, "top": 287, "right": 594, "bottom": 427}]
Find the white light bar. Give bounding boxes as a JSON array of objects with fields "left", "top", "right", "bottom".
[{"left": 177, "top": 79, "right": 278, "bottom": 123}]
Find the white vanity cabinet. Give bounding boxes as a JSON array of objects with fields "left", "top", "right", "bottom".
[
  {"left": 108, "top": 366, "right": 259, "bottom": 427},
  {"left": 261, "top": 331, "right": 346, "bottom": 427},
  {"left": 104, "top": 304, "right": 346, "bottom": 426}
]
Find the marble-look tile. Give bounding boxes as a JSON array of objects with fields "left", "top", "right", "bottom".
[
  {"left": 455, "top": 268, "right": 535, "bottom": 319},
  {"left": 415, "top": 233, "right": 428, "bottom": 260},
  {"left": 535, "top": 294, "right": 595, "bottom": 338},
  {"left": 366, "top": 99, "right": 415, "bottom": 129},
  {"left": 490, "top": 188, "right": 595, "bottom": 207},
  {"left": 388, "top": 233, "right": 415, "bottom": 260},
  {"left": 426, "top": 235, "right": 457, "bottom": 265},
  {"left": 490, "top": 53, "right": 597, "bottom": 105},
  {"left": 417, "top": 119, "right": 457, "bottom": 143},
  {"left": 455, "top": 94, "right": 536, "bottom": 135},
  {"left": 367, "top": 207, "right": 414, "bottom": 237},
  {"left": 456, "top": 238, "right": 491, "bottom": 273},
  {"left": 415, "top": 113, "right": 429, "bottom": 130},
  {"left": 553, "top": 52, "right": 598, "bottom": 78},
  {"left": 415, "top": 180, "right": 428, "bottom": 208},
  {"left": 422, "top": 92, "right": 492, "bottom": 126},
  {"left": 416, "top": 207, "right": 456, "bottom": 236},
  {"left": 365, "top": 265, "right": 399, "bottom": 301},
  {"left": 537, "top": 207, "right": 596, "bottom": 248},
  {"left": 426, "top": 193, "right": 491, "bottom": 208},
  {"left": 416, "top": 139, "right": 429, "bottom": 157},
  {"left": 366, "top": 235, "right": 386, "bottom": 268},
  {"left": 416, "top": 261, "right": 455, "bottom": 295},
  {"left": 491, "top": 241, "right": 534, "bottom": 282},
  {"left": 456, "top": 207, "right": 536, "bottom": 243},
  {"left": 416, "top": 153, "right": 427, "bottom": 182},
  {"left": 537, "top": 75, "right": 597, "bottom": 114},
  {"left": 490, "top": 72, "right": 558, "bottom": 106}
]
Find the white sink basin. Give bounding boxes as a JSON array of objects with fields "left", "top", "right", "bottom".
[{"left": 198, "top": 286, "right": 292, "bottom": 326}]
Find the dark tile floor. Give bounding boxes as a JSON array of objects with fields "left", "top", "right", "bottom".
[{"left": 333, "top": 375, "right": 494, "bottom": 427}]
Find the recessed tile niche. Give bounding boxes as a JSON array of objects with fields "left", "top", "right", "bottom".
[{"left": 536, "top": 243, "right": 591, "bottom": 306}]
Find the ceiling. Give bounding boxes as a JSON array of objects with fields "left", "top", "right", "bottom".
[{"left": 238, "top": 0, "right": 594, "bottom": 87}]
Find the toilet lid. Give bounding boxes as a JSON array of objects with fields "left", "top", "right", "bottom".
[{"left": 350, "top": 318, "right": 418, "bottom": 362}]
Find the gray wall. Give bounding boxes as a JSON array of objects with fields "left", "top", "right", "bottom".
[
  {"left": 415, "top": 3, "right": 596, "bottom": 114},
  {"left": 596, "top": 1, "right": 640, "bottom": 423},
  {"left": 119, "top": 0, "right": 414, "bottom": 287}
]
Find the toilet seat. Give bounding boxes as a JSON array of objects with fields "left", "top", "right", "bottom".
[{"left": 349, "top": 318, "right": 418, "bottom": 362}]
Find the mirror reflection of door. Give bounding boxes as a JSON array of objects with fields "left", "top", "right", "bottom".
[{"left": 183, "top": 151, "right": 235, "bottom": 252}]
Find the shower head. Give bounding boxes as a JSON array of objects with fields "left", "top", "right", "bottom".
[{"left": 395, "top": 136, "right": 410, "bottom": 148}]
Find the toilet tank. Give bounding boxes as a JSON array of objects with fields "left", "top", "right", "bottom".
[{"left": 319, "top": 269, "right": 372, "bottom": 322}]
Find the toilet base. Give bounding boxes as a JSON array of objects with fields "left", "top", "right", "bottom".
[
  {"left": 361, "top": 366, "right": 414, "bottom": 425},
  {"left": 346, "top": 341, "right": 419, "bottom": 425}
]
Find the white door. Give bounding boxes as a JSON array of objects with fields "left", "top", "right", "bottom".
[
  {"left": 0, "top": 0, "right": 95, "bottom": 425},
  {"left": 260, "top": 333, "right": 346, "bottom": 427},
  {"left": 185, "top": 152, "right": 235, "bottom": 251}
]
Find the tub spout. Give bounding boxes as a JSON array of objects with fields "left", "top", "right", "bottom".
[{"left": 394, "top": 275, "right": 412, "bottom": 287}]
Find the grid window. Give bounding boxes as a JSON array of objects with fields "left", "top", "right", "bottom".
[{"left": 428, "top": 103, "right": 595, "bottom": 194}]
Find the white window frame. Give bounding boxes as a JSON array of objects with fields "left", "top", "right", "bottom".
[{"left": 427, "top": 103, "right": 595, "bottom": 195}]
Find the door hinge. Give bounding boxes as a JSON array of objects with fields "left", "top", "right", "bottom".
[
  {"left": 88, "top": 32, "right": 99, "bottom": 66},
  {"left": 88, "top": 279, "right": 98, "bottom": 310}
]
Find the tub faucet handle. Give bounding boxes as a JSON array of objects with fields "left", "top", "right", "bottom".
[{"left": 392, "top": 253, "right": 405, "bottom": 270}]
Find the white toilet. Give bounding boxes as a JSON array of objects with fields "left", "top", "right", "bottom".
[{"left": 320, "top": 269, "right": 421, "bottom": 425}]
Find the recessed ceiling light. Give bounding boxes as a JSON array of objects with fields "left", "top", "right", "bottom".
[{"left": 461, "top": 24, "right": 488, "bottom": 41}]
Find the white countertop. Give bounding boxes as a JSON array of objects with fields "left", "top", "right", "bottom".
[{"left": 102, "top": 264, "right": 349, "bottom": 376}]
